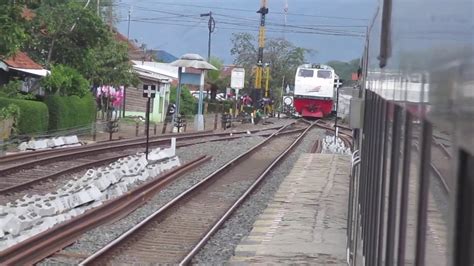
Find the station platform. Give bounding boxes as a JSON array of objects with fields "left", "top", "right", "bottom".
[{"left": 230, "top": 153, "right": 351, "bottom": 265}]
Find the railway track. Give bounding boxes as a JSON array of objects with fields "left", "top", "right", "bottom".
[
  {"left": 0, "top": 127, "right": 284, "bottom": 172},
  {"left": 0, "top": 126, "right": 287, "bottom": 196},
  {"left": 430, "top": 135, "right": 453, "bottom": 194},
  {"left": 0, "top": 120, "right": 310, "bottom": 265},
  {"left": 0, "top": 156, "right": 211, "bottom": 265},
  {"left": 77, "top": 122, "right": 313, "bottom": 265}
]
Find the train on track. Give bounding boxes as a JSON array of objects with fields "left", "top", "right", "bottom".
[
  {"left": 347, "top": 0, "right": 473, "bottom": 265},
  {"left": 291, "top": 64, "right": 340, "bottom": 118}
]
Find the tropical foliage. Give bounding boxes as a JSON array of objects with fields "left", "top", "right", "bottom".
[
  {"left": 41, "top": 65, "right": 90, "bottom": 97},
  {"left": 326, "top": 59, "right": 359, "bottom": 84},
  {"left": 0, "top": 4, "right": 27, "bottom": 58},
  {"left": 169, "top": 85, "right": 196, "bottom": 115},
  {"left": 207, "top": 57, "right": 230, "bottom": 101},
  {"left": 230, "top": 32, "right": 310, "bottom": 91}
]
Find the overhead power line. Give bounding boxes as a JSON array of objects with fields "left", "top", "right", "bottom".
[
  {"left": 116, "top": 16, "right": 365, "bottom": 35},
  {"left": 116, "top": 19, "right": 365, "bottom": 37},
  {"left": 113, "top": 2, "right": 369, "bottom": 21}
]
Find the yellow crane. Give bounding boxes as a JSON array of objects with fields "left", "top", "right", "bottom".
[{"left": 254, "top": 0, "right": 272, "bottom": 114}]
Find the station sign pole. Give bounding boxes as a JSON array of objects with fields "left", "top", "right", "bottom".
[{"left": 143, "top": 84, "right": 157, "bottom": 160}]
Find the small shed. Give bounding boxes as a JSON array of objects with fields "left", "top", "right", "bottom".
[
  {"left": 0, "top": 52, "right": 49, "bottom": 95},
  {"left": 123, "top": 61, "right": 178, "bottom": 122}
]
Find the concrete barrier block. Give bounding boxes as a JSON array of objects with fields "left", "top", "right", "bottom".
[
  {"left": 26, "top": 140, "right": 36, "bottom": 150},
  {"left": 92, "top": 175, "right": 112, "bottom": 191},
  {"left": 63, "top": 135, "right": 79, "bottom": 145},
  {"left": 148, "top": 148, "right": 165, "bottom": 161},
  {"left": 34, "top": 139, "right": 48, "bottom": 150},
  {"left": 40, "top": 217, "right": 56, "bottom": 229},
  {"left": 137, "top": 169, "right": 149, "bottom": 181},
  {"left": 3, "top": 214, "right": 33, "bottom": 235},
  {"left": 18, "top": 142, "right": 28, "bottom": 152},
  {"left": 11, "top": 204, "right": 30, "bottom": 216},
  {"left": 135, "top": 153, "right": 148, "bottom": 165},
  {"left": 121, "top": 175, "right": 138, "bottom": 186},
  {"left": 66, "top": 143, "right": 82, "bottom": 148},
  {"left": 69, "top": 186, "right": 100, "bottom": 208},
  {"left": 33, "top": 202, "right": 56, "bottom": 217},
  {"left": 84, "top": 169, "right": 97, "bottom": 179},
  {"left": 53, "top": 137, "right": 65, "bottom": 147},
  {"left": 46, "top": 139, "right": 56, "bottom": 148},
  {"left": 109, "top": 168, "right": 123, "bottom": 183},
  {"left": 51, "top": 194, "right": 72, "bottom": 213},
  {"left": 145, "top": 164, "right": 157, "bottom": 178},
  {"left": 55, "top": 213, "right": 67, "bottom": 223}
]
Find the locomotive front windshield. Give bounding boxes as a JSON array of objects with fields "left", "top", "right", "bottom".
[
  {"left": 317, "top": 70, "right": 332, "bottom": 79},
  {"left": 298, "top": 69, "right": 314, "bottom": 77}
]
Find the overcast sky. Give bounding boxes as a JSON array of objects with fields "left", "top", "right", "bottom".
[{"left": 115, "top": 0, "right": 377, "bottom": 64}]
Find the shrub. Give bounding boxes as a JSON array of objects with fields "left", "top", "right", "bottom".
[
  {"left": 169, "top": 85, "right": 196, "bottom": 115},
  {"left": 0, "top": 80, "right": 36, "bottom": 100},
  {"left": 45, "top": 94, "right": 95, "bottom": 131},
  {"left": 0, "top": 97, "right": 48, "bottom": 134},
  {"left": 41, "top": 64, "right": 90, "bottom": 97}
]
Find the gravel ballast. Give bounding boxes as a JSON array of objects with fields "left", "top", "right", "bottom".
[
  {"left": 39, "top": 135, "right": 267, "bottom": 265},
  {"left": 191, "top": 127, "right": 326, "bottom": 264}
]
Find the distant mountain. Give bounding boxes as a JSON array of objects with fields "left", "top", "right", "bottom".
[{"left": 150, "top": 50, "right": 178, "bottom": 63}]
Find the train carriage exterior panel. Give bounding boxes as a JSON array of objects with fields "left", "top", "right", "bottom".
[{"left": 348, "top": 0, "right": 474, "bottom": 265}]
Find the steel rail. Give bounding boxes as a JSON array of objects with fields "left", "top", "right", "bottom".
[
  {"left": 0, "top": 126, "right": 285, "bottom": 175},
  {"left": 414, "top": 142, "right": 451, "bottom": 194},
  {"left": 1, "top": 128, "right": 302, "bottom": 195},
  {"left": 80, "top": 121, "right": 306, "bottom": 265},
  {"left": 0, "top": 130, "right": 213, "bottom": 164},
  {"left": 179, "top": 123, "right": 314, "bottom": 265},
  {"left": 310, "top": 138, "right": 322, "bottom": 153},
  {"left": 0, "top": 125, "right": 285, "bottom": 165},
  {"left": 0, "top": 156, "right": 211, "bottom": 265}
]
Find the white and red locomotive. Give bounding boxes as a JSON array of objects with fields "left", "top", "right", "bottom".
[{"left": 293, "top": 64, "right": 340, "bottom": 118}]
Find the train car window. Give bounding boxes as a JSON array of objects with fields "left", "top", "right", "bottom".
[
  {"left": 298, "top": 69, "right": 314, "bottom": 77},
  {"left": 317, "top": 70, "right": 332, "bottom": 79}
]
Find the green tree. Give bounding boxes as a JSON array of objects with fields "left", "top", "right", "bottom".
[
  {"left": 26, "top": 2, "right": 107, "bottom": 65},
  {"left": 169, "top": 85, "right": 196, "bottom": 115},
  {"left": 24, "top": 1, "right": 137, "bottom": 87},
  {"left": 41, "top": 64, "right": 90, "bottom": 97},
  {"left": 207, "top": 57, "right": 229, "bottom": 101},
  {"left": 0, "top": 4, "right": 27, "bottom": 58},
  {"left": 82, "top": 37, "right": 140, "bottom": 87},
  {"left": 326, "top": 58, "right": 359, "bottom": 85},
  {"left": 230, "top": 32, "right": 310, "bottom": 93}
]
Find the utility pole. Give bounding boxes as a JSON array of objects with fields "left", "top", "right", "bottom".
[
  {"left": 200, "top": 11, "right": 215, "bottom": 62},
  {"left": 97, "top": 0, "right": 100, "bottom": 16},
  {"left": 254, "top": 0, "right": 268, "bottom": 104},
  {"left": 122, "top": 7, "right": 132, "bottom": 118},
  {"left": 283, "top": 0, "right": 288, "bottom": 39}
]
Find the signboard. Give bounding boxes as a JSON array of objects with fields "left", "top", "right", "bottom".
[
  {"left": 181, "top": 72, "right": 202, "bottom": 86},
  {"left": 143, "top": 84, "right": 157, "bottom": 98},
  {"left": 231, "top": 68, "right": 245, "bottom": 89}
]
